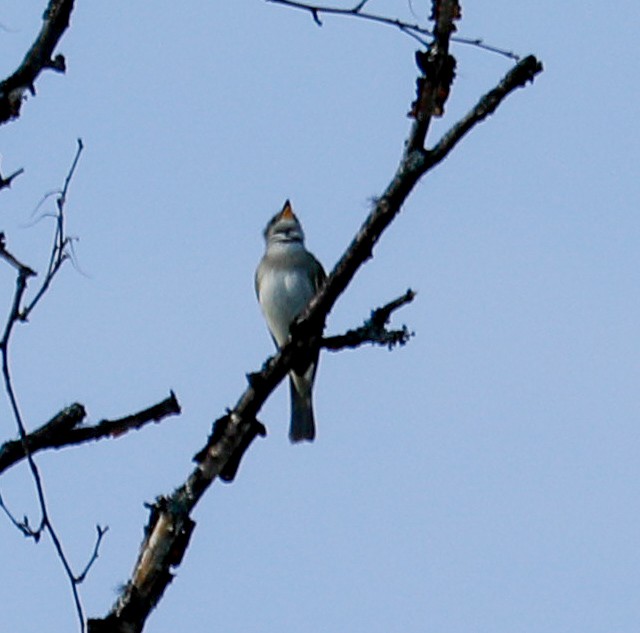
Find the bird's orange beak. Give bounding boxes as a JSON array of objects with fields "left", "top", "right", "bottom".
[{"left": 280, "top": 199, "right": 295, "bottom": 220}]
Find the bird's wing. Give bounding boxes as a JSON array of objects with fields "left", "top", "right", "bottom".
[{"left": 310, "top": 253, "right": 327, "bottom": 293}]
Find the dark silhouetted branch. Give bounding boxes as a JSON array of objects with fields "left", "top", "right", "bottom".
[
  {"left": 0, "top": 393, "right": 182, "bottom": 475},
  {"left": 406, "top": 0, "right": 460, "bottom": 151},
  {"left": 426, "top": 54, "right": 543, "bottom": 168},
  {"left": 322, "top": 289, "right": 415, "bottom": 351},
  {"left": 0, "top": 0, "right": 74, "bottom": 124},
  {"left": 75, "top": 526, "right": 110, "bottom": 584},
  {"left": 0, "top": 167, "right": 25, "bottom": 191},
  {"left": 0, "top": 0, "right": 75, "bottom": 124}
]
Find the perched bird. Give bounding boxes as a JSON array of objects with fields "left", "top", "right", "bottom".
[{"left": 255, "top": 200, "right": 326, "bottom": 442}]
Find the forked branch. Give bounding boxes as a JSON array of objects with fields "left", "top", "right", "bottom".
[
  {"left": 88, "top": 3, "right": 542, "bottom": 630},
  {"left": 267, "top": 0, "right": 518, "bottom": 57}
]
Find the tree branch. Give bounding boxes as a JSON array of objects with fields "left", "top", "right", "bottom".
[
  {"left": 322, "top": 289, "right": 415, "bottom": 351},
  {"left": 0, "top": 0, "right": 75, "bottom": 124},
  {"left": 267, "top": 0, "right": 434, "bottom": 45},
  {"left": 21, "top": 138, "right": 84, "bottom": 322},
  {"left": 0, "top": 393, "right": 182, "bottom": 475},
  {"left": 89, "top": 5, "right": 543, "bottom": 631},
  {"left": 425, "top": 54, "right": 543, "bottom": 168},
  {"left": 267, "top": 0, "right": 518, "bottom": 58},
  {"left": 74, "top": 526, "right": 110, "bottom": 584},
  {"left": 0, "top": 167, "right": 25, "bottom": 191},
  {"left": 0, "top": 140, "right": 92, "bottom": 633},
  {"left": 406, "top": 0, "right": 460, "bottom": 152}
]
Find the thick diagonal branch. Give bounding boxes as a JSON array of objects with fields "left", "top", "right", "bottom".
[
  {"left": 89, "top": 48, "right": 542, "bottom": 633},
  {"left": 0, "top": 0, "right": 75, "bottom": 124}
]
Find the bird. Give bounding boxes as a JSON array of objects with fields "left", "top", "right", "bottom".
[{"left": 255, "top": 200, "right": 326, "bottom": 442}]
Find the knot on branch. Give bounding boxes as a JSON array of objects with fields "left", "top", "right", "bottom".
[
  {"left": 144, "top": 496, "right": 195, "bottom": 567},
  {"left": 0, "top": 232, "right": 37, "bottom": 277},
  {"left": 510, "top": 54, "right": 544, "bottom": 87},
  {"left": 193, "top": 413, "right": 266, "bottom": 483},
  {"left": 430, "top": 0, "right": 462, "bottom": 31},
  {"left": 46, "top": 54, "right": 66, "bottom": 72},
  {"left": 2, "top": 87, "right": 27, "bottom": 119}
]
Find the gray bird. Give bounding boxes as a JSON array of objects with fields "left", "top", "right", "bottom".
[{"left": 255, "top": 200, "right": 326, "bottom": 442}]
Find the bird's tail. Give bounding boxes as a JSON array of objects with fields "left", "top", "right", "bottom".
[{"left": 289, "top": 369, "right": 316, "bottom": 442}]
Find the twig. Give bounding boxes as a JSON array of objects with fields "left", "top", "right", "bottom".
[
  {"left": 0, "top": 235, "right": 37, "bottom": 279},
  {"left": 0, "top": 0, "right": 75, "bottom": 124},
  {"left": 322, "top": 289, "right": 415, "bottom": 351},
  {"left": 0, "top": 492, "right": 43, "bottom": 539},
  {"left": 268, "top": 0, "right": 434, "bottom": 45},
  {"left": 21, "top": 138, "right": 83, "bottom": 321},
  {"left": 0, "top": 301, "right": 89, "bottom": 629},
  {"left": 267, "top": 0, "right": 519, "bottom": 57},
  {"left": 0, "top": 167, "right": 25, "bottom": 191},
  {"left": 75, "top": 526, "right": 110, "bottom": 584}
]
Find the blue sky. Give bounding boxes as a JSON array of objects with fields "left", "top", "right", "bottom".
[{"left": 1, "top": 1, "right": 639, "bottom": 632}]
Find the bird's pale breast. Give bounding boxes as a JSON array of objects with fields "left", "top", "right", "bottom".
[{"left": 259, "top": 267, "right": 315, "bottom": 347}]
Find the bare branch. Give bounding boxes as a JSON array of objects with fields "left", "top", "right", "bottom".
[
  {"left": 21, "top": 138, "right": 84, "bottom": 322},
  {"left": 0, "top": 393, "right": 182, "bottom": 475},
  {"left": 268, "top": 0, "right": 519, "bottom": 57},
  {"left": 0, "top": 139, "right": 91, "bottom": 632},
  {"left": 426, "top": 55, "right": 543, "bottom": 167},
  {"left": 0, "top": 235, "right": 37, "bottom": 280},
  {"left": 322, "top": 289, "right": 415, "bottom": 351},
  {"left": 74, "top": 526, "right": 110, "bottom": 584},
  {"left": 406, "top": 0, "right": 460, "bottom": 152},
  {"left": 267, "top": 0, "right": 434, "bottom": 45},
  {"left": 0, "top": 0, "right": 75, "bottom": 124},
  {"left": 0, "top": 167, "right": 25, "bottom": 191},
  {"left": 0, "top": 493, "right": 44, "bottom": 540}
]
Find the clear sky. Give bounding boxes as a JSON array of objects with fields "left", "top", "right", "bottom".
[{"left": 1, "top": 1, "right": 639, "bottom": 632}]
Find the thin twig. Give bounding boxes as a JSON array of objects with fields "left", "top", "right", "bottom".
[
  {"left": 0, "top": 492, "right": 43, "bottom": 539},
  {"left": 21, "top": 138, "right": 83, "bottom": 321},
  {"left": 0, "top": 167, "right": 25, "bottom": 191},
  {"left": 267, "top": 0, "right": 519, "bottom": 57},
  {"left": 268, "top": 0, "right": 433, "bottom": 45},
  {"left": 75, "top": 526, "right": 110, "bottom": 584}
]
